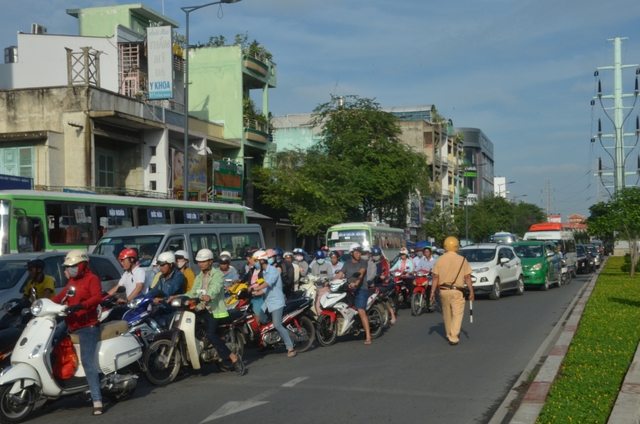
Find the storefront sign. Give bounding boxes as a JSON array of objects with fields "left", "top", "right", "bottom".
[
  {"left": 213, "top": 160, "right": 243, "bottom": 203},
  {"left": 147, "top": 26, "right": 173, "bottom": 100}
]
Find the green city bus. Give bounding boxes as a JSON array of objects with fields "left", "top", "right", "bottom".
[
  {"left": 326, "top": 222, "right": 407, "bottom": 259},
  {"left": 0, "top": 190, "right": 246, "bottom": 255}
]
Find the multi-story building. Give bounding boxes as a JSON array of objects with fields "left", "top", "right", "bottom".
[{"left": 455, "top": 127, "right": 495, "bottom": 202}]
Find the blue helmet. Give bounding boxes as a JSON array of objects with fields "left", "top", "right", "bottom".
[
  {"left": 315, "top": 250, "right": 326, "bottom": 259},
  {"left": 274, "top": 247, "right": 284, "bottom": 257},
  {"left": 293, "top": 248, "right": 305, "bottom": 254},
  {"left": 329, "top": 250, "right": 341, "bottom": 258},
  {"left": 372, "top": 247, "right": 382, "bottom": 256}
]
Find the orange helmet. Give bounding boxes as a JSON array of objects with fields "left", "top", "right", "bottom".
[{"left": 118, "top": 248, "right": 138, "bottom": 261}]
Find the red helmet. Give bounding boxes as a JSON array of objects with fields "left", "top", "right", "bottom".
[{"left": 118, "top": 248, "right": 138, "bottom": 261}]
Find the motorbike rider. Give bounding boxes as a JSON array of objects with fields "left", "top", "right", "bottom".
[
  {"left": 333, "top": 243, "right": 372, "bottom": 344},
  {"left": 218, "top": 251, "right": 239, "bottom": 291},
  {"left": 147, "top": 252, "right": 186, "bottom": 327},
  {"left": 412, "top": 247, "right": 428, "bottom": 270},
  {"left": 240, "top": 250, "right": 264, "bottom": 325},
  {"left": 422, "top": 246, "right": 437, "bottom": 272},
  {"left": 390, "top": 247, "right": 416, "bottom": 293},
  {"left": 309, "top": 250, "right": 332, "bottom": 279},
  {"left": 329, "top": 251, "right": 343, "bottom": 276},
  {"left": 283, "top": 251, "right": 300, "bottom": 284},
  {"left": 108, "top": 248, "right": 146, "bottom": 303},
  {"left": 51, "top": 250, "right": 104, "bottom": 415},
  {"left": 273, "top": 247, "right": 295, "bottom": 297},
  {"left": 22, "top": 259, "right": 55, "bottom": 300},
  {"left": 187, "top": 248, "right": 244, "bottom": 375},
  {"left": 430, "top": 236, "right": 475, "bottom": 346},
  {"left": 293, "top": 248, "right": 309, "bottom": 278},
  {"left": 371, "top": 246, "right": 396, "bottom": 324},
  {"left": 174, "top": 250, "right": 195, "bottom": 293},
  {"left": 250, "top": 250, "right": 297, "bottom": 357}
]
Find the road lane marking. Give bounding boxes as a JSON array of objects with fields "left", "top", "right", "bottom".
[{"left": 282, "top": 376, "right": 309, "bottom": 387}]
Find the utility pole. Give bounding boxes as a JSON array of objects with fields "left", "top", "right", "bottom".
[
  {"left": 545, "top": 179, "right": 552, "bottom": 216},
  {"left": 592, "top": 36, "right": 640, "bottom": 195}
]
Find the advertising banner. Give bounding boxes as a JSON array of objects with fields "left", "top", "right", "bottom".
[
  {"left": 213, "top": 160, "right": 243, "bottom": 203},
  {"left": 147, "top": 26, "right": 173, "bottom": 100},
  {"left": 172, "top": 148, "right": 207, "bottom": 201}
]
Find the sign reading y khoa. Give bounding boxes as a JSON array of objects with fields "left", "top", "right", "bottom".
[
  {"left": 213, "top": 160, "right": 243, "bottom": 203},
  {"left": 147, "top": 26, "right": 173, "bottom": 100}
]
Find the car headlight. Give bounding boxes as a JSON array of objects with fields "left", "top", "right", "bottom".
[
  {"left": 30, "top": 300, "right": 43, "bottom": 316},
  {"left": 530, "top": 263, "right": 543, "bottom": 271},
  {"left": 473, "top": 267, "right": 490, "bottom": 273}
]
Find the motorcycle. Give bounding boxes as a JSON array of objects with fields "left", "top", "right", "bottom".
[
  {"left": 238, "top": 291, "right": 316, "bottom": 353},
  {"left": 225, "top": 281, "right": 249, "bottom": 310},
  {"left": 142, "top": 292, "right": 246, "bottom": 386},
  {"left": 411, "top": 270, "right": 436, "bottom": 316},
  {"left": 315, "top": 277, "right": 384, "bottom": 347},
  {"left": 295, "top": 275, "right": 330, "bottom": 320},
  {"left": 372, "top": 276, "right": 397, "bottom": 327},
  {"left": 0, "top": 286, "right": 141, "bottom": 423},
  {"left": 392, "top": 270, "right": 414, "bottom": 306},
  {"left": 560, "top": 259, "right": 572, "bottom": 285}
]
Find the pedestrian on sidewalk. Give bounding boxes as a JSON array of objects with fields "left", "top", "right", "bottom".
[{"left": 430, "top": 236, "right": 474, "bottom": 346}]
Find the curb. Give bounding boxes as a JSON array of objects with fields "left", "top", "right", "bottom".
[
  {"left": 608, "top": 329, "right": 640, "bottom": 423},
  {"left": 487, "top": 264, "right": 602, "bottom": 424}
]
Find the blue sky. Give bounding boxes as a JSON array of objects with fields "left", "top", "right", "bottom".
[{"left": 2, "top": 0, "right": 640, "bottom": 219}]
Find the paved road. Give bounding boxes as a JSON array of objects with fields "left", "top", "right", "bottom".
[{"left": 20, "top": 275, "right": 590, "bottom": 424}]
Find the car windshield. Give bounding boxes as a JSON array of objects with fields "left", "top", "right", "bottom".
[
  {"left": 458, "top": 249, "right": 496, "bottom": 263},
  {"left": 577, "top": 246, "right": 585, "bottom": 255},
  {"left": 0, "top": 260, "right": 27, "bottom": 290},
  {"left": 513, "top": 245, "right": 543, "bottom": 258},
  {"left": 93, "top": 235, "right": 163, "bottom": 267}
]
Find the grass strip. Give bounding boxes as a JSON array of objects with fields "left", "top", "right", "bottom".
[{"left": 537, "top": 257, "right": 640, "bottom": 423}]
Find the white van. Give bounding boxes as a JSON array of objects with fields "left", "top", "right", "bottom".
[
  {"left": 523, "top": 223, "right": 577, "bottom": 276},
  {"left": 93, "top": 224, "right": 265, "bottom": 277}
]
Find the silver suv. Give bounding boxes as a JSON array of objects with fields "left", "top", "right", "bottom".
[{"left": 458, "top": 243, "right": 524, "bottom": 300}]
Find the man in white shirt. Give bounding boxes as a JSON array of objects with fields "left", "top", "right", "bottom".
[{"left": 109, "top": 248, "right": 146, "bottom": 303}]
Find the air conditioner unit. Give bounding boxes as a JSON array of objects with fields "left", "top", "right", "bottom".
[{"left": 30, "top": 23, "right": 47, "bottom": 35}]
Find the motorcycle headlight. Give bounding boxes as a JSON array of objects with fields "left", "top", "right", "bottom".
[
  {"left": 171, "top": 298, "right": 182, "bottom": 308},
  {"left": 394, "top": 272, "right": 402, "bottom": 277},
  {"left": 530, "top": 263, "right": 543, "bottom": 271},
  {"left": 473, "top": 267, "right": 490, "bottom": 274},
  {"left": 30, "top": 300, "right": 43, "bottom": 316},
  {"left": 127, "top": 298, "right": 143, "bottom": 309}
]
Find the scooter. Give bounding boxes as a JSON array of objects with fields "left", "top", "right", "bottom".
[
  {"left": 295, "top": 275, "right": 330, "bottom": 320},
  {"left": 0, "top": 286, "right": 142, "bottom": 423},
  {"left": 410, "top": 270, "right": 436, "bottom": 316},
  {"left": 315, "top": 277, "right": 384, "bottom": 347},
  {"left": 560, "top": 259, "right": 572, "bottom": 285},
  {"left": 392, "top": 270, "right": 414, "bottom": 306},
  {"left": 225, "top": 281, "right": 249, "bottom": 310},
  {"left": 142, "top": 291, "right": 246, "bottom": 386}
]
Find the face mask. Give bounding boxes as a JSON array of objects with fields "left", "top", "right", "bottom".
[
  {"left": 276, "top": 257, "right": 282, "bottom": 263},
  {"left": 373, "top": 255, "right": 381, "bottom": 261},
  {"left": 417, "top": 252, "right": 423, "bottom": 257},
  {"left": 362, "top": 255, "right": 369, "bottom": 260},
  {"left": 176, "top": 260, "right": 186, "bottom": 269},
  {"left": 254, "top": 262, "right": 261, "bottom": 269},
  {"left": 268, "top": 258, "right": 275, "bottom": 265},
  {"left": 67, "top": 265, "right": 79, "bottom": 278},
  {"left": 295, "top": 256, "right": 304, "bottom": 262},
  {"left": 433, "top": 254, "right": 439, "bottom": 259},
  {"left": 317, "top": 259, "right": 325, "bottom": 265}
]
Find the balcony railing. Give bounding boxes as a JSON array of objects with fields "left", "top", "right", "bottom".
[{"left": 244, "top": 118, "right": 268, "bottom": 133}]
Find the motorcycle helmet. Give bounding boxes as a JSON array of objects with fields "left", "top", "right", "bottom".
[
  {"left": 293, "top": 248, "right": 305, "bottom": 254},
  {"left": 399, "top": 247, "right": 409, "bottom": 256},
  {"left": 118, "top": 248, "right": 138, "bottom": 261},
  {"left": 315, "top": 250, "right": 326, "bottom": 259},
  {"left": 174, "top": 249, "right": 190, "bottom": 261},
  {"left": 329, "top": 250, "right": 341, "bottom": 259},
  {"left": 371, "top": 247, "right": 382, "bottom": 256},
  {"left": 349, "top": 243, "right": 362, "bottom": 253},
  {"left": 219, "top": 252, "right": 231, "bottom": 264},
  {"left": 26, "top": 259, "right": 45, "bottom": 271},
  {"left": 157, "top": 251, "right": 176, "bottom": 265},
  {"left": 64, "top": 249, "right": 89, "bottom": 266},
  {"left": 444, "top": 236, "right": 460, "bottom": 252},
  {"left": 274, "top": 247, "right": 284, "bottom": 257},
  {"left": 266, "top": 248, "right": 276, "bottom": 258},
  {"left": 283, "top": 251, "right": 293, "bottom": 258},
  {"left": 195, "top": 249, "right": 214, "bottom": 262},
  {"left": 252, "top": 250, "right": 269, "bottom": 261}
]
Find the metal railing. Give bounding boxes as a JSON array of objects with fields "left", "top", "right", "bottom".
[
  {"left": 244, "top": 118, "right": 267, "bottom": 133},
  {"left": 35, "top": 185, "right": 169, "bottom": 199}
]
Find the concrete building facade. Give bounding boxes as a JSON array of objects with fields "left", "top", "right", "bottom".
[{"left": 455, "top": 127, "right": 495, "bottom": 201}]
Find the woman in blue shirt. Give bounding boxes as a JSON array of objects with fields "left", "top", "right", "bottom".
[{"left": 250, "top": 250, "right": 296, "bottom": 357}]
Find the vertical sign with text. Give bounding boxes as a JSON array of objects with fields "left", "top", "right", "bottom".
[
  {"left": 147, "top": 26, "right": 173, "bottom": 100},
  {"left": 213, "top": 160, "right": 243, "bottom": 203}
]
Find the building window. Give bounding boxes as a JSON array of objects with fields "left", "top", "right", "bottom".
[
  {"left": 150, "top": 146, "right": 156, "bottom": 157},
  {"left": 98, "top": 154, "right": 115, "bottom": 187},
  {"left": 0, "top": 147, "right": 34, "bottom": 179},
  {"left": 150, "top": 163, "right": 156, "bottom": 173},
  {"left": 150, "top": 181, "right": 157, "bottom": 191}
]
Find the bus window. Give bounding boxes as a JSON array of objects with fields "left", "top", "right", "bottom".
[
  {"left": 190, "top": 234, "right": 220, "bottom": 261},
  {"left": 45, "top": 203, "right": 94, "bottom": 245},
  {"left": 137, "top": 208, "right": 170, "bottom": 226},
  {"left": 17, "top": 218, "right": 44, "bottom": 253},
  {"left": 95, "top": 206, "right": 133, "bottom": 238},
  {"left": 176, "top": 210, "right": 200, "bottom": 224},
  {"left": 219, "top": 233, "right": 263, "bottom": 260}
]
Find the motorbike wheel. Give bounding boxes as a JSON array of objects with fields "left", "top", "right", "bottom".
[
  {"left": 292, "top": 316, "right": 315, "bottom": 353},
  {"left": 396, "top": 291, "right": 404, "bottom": 306},
  {"left": 367, "top": 306, "right": 383, "bottom": 339},
  {"left": 378, "top": 302, "right": 389, "bottom": 327},
  {"left": 0, "top": 384, "right": 35, "bottom": 424},
  {"left": 411, "top": 292, "right": 424, "bottom": 316},
  {"left": 143, "top": 339, "right": 181, "bottom": 386},
  {"left": 315, "top": 314, "right": 337, "bottom": 347},
  {"left": 105, "top": 370, "right": 137, "bottom": 403},
  {"left": 216, "top": 329, "right": 245, "bottom": 373}
]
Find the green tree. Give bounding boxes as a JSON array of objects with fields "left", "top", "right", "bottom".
[
  {"left": 422, "top": 206, "right": 457, "bottom": 246},
  {"left": 252, "top": 149, "right": 358, "bottom": 237},
  {"left": 588, "top": 188, "right": 640, "bottom": 276},
  {"left": 309, "top": 95, "right": 430, "bottom": 227}
]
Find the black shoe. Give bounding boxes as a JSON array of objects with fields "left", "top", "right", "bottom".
[
  {"left": 233, "top": 356, "right": 245, "bottom": 376},
  {"left": 449, "top": 341, "right": 459, "bottom": 346}
]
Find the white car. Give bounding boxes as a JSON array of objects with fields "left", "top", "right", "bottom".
[{"left": 458, "top": 243, "right": 524, "bottom": 300}]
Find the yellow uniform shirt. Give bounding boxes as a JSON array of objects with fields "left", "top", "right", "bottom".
[
  {"left": 183, "top": 267, "right": 196, "bottom": 293},
  {"left": 24, "top": 275, "right": 56, "bottom": 299},
  {"left": 432, "top": 252, "right": 473, "bottom": 288}
]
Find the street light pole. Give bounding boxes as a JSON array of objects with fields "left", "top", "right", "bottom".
[
  {"left": 496, "top": 180, "right": 516, "bottom": 198},
  {"left": 181, "top": 0, "right": 241, "bottom": 201}
]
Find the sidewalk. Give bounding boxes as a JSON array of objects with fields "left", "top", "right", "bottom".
[{"left": 488, "top": 263, "right": 605, "bottom": 424}]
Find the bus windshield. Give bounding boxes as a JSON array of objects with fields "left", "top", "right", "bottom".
[
  {"left": 93, "top": 235, "right": 163, "bottom": 268},
  {"left": 326, "top": 230, "right": 369, "bottom": 250}
]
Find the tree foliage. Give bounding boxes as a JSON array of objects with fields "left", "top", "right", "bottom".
[
  {"left": 422, "top": 206, "right": 457, "bottom": 246},
  {"left": 309, "top": 95, "right": 430, "bottom": 227},
  {"left": 588, "top": 187, "right": 640, "bottom": 277}
]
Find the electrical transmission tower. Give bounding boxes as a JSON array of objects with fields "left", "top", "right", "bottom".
[
  {"left": 545, "top": 179, "right": 552, "bottom": 216},
  {"left": 591, "top": 36, "right": 640, "bottom": 196}
]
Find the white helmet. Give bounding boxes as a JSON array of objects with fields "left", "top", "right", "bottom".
[
  {"left": 252, "top": 250, "right": 269, "bottom": 261},
  {"left": 195, "top": 249, "right": 214, "bottom": 262},
  {"left": 64, "top": 249, "right": 89, "bottom": 266},
  {"left": 349, "top": 243, "right": 362, "bottom": 253},
  {"left": 174, "top": 250, "right": 190, "bottom": 261},
  {"left": 156, "top": 251, "right": 176, "bottom": 265}
]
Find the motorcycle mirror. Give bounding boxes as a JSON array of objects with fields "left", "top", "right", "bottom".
[
  {"left": 116, "top": 286, "right": 126, "bottom": 294},
  {"left": 66, "top": 286, "right": 77, "bottom": 297},
  {"left": 21, "top": 308, "right": 30, "bottom": 316}
]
